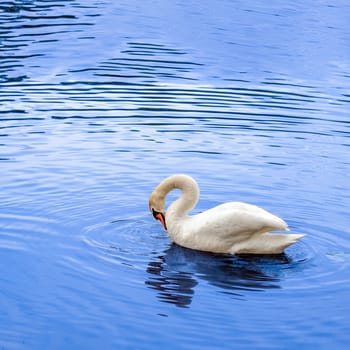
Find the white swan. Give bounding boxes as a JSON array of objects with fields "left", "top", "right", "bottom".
[{"left": 149, "top": 174, "right": 304, "bottom": 254}]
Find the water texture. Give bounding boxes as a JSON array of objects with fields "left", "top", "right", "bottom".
[{"left": 1, "top": 0, "right": 350, "bottom": 349}]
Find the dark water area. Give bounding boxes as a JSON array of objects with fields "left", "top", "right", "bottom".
[{"left": 1, "top": 0, "right": 350, "bottom": 349}]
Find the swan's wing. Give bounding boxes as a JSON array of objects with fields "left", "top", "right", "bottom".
[
  {"left": 227, "top": 202, "right": 288, "bottom": 231},
  {"left": 193, "top": 202, "right": 288, "bottom": 243},
  {"left": 215, "top": 202, "right": 286, "bottom": 222}
]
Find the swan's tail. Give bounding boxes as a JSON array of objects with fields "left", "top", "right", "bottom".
[{"left": 234, "top": 233, "right": 304, "bottom": 255}]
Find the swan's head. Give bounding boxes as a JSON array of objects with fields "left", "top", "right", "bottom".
[{"left": 149, "top": 191, "right": 167, "bottom": 230}]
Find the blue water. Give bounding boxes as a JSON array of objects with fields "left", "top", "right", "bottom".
[{"left": 1, "top": 0, "right": 350, "bottom": 349}]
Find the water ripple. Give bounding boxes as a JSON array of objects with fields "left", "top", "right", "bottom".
[
  {"left": 82, "top": 218, "right": 167, "bottom": 269},
  {"left": 0, "top": 212, "right": 60, "bottom": 252}
]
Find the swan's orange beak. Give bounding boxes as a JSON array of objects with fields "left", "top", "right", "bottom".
[
  {"left": 155, "top": 213, "right": 167, "bottom": 230},
  {"left": 151, "top": 209, "right": 167, "bottom": 230}
]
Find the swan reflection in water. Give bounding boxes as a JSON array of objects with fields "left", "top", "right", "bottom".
[{"left": 146, "top": 244, "right": 290, "bottom": 308}]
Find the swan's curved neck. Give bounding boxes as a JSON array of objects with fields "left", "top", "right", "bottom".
[{"left": 157, "top": 174, "right": 199, "bottom": 217}]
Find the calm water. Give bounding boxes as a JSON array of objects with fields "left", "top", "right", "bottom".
[{"left": 1, "top": 0, "right": 350, "bottom": 349}]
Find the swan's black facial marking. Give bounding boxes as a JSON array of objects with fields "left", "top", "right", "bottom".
[
  {"left": 151, "top": 208, "right": 167, "bottom": 230},
  {"left": 151, "top": 208, "right": 160, "bottom": 219}
]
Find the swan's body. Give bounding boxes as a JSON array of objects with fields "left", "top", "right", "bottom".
[{"left": 149, "top": 174, "right": 304, "bottom": 254}]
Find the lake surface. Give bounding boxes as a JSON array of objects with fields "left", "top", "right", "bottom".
[{"left": 1, "top": 0, "right": 350, "bottom": 349}]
